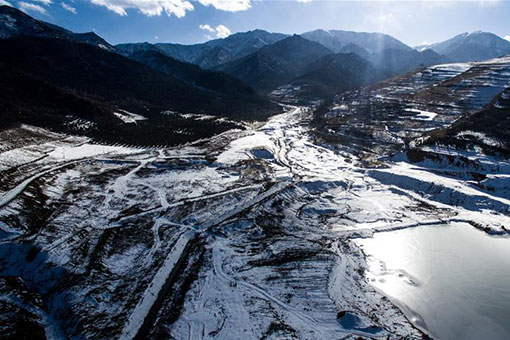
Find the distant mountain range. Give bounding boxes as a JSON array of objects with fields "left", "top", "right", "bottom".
[
  {"left": 301, "top": 29, "right": 449, "bottom": 75},
  {"left": 130, "top": 28, "right": 448, "bottom": 85},
  {"left": 1, "top": 4, "right": 509, "bottom": 145},
  {"left": 215, "top": 35, "right": 332, "bottom": 92},
  {"left": 116, "top": 43, "right": 256, "bottom": 97},
  {"left": 415, "top": 31, "right": 510, "bottom": 62},
  {"left": 151, "top": 29, "right": 288, "bottom": 69},
  {"left": 301, "top": 29, "right": 411, "bottom": 57},
  {"left": 118, "top": 28, "right": 451, "bottom": 98}
]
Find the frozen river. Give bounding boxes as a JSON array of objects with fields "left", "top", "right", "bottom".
[{"left": 357, "top": 223, "right": 510, "bottom": 340}]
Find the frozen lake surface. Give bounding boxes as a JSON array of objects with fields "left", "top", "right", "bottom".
[{"left": 356, "top": 223, "right": 510, "bottom": 340}]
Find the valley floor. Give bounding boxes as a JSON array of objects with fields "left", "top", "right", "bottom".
[{"left": 1, "top": 104, "right": 509, "bottom": 339}]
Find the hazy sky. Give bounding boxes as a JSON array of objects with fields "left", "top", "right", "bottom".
[{"left": 3, "top": 0, "right": 510, "bottom": 47}]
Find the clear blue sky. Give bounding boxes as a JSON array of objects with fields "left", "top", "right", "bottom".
[{"left": 4, "top": 0, "right": 510, "bottom": 47}]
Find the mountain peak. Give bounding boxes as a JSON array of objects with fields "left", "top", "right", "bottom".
[
  {"left": 154, "top": 29, "right": 287, "bottom": 69},
  {"left": 268, "top": 34, "right": 332, "bottom": 53},
  {"left": 0, "top": 5, "right": 48, "bottom": 26},
  {"left": 455, "top": 31, "right": 498, "bottom": 39},
  {"left": 71, "top": 31, "right": 115, "bottom": 50},
  {"left": 227, "top": 29, "right": 273, "bottom": 40},
  {"left": 81, "top": 31, "right": 101, "bottom": 38},
  {"left": 0, "top": 5, "right": 71, "bottom": 39},
  {"left": 306, "top": 28, "right": 329, "bottom": 35},
  {"left": 216, "top": 33, "right": 332, "bottom": 92},
  {"left": 426, "top": 30, "right": 510, "bottom": 62},
  {"left": 247, "top": 29, "right": 270, "bottom": 34},
  {"left": 0, "top": 5, "right": 115, "bottom": 50},
  {"left": 288, "top": 33, "right": 306, "bottom": 40},
  {"left": 0, "top": 4, "right": 20, "bottom": 13}
]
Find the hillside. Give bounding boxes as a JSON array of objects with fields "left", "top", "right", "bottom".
[
  {"left": 116, "top": 45, "right": 256, "bottom": 97},
  {"left": 0, "top": 7, "right": 282, "bottom": 146},
  {"left": 427, "top": 87, "right": 510, "bottom": 155},
  {"left": 303, "top": 29, "right": 447, "bottom": 74},
  {"left": 420, "top": 31, "right": 510, "bottom": 62},
  {"left": 153, "top": 29, "right": 288, "bottom": 68},
  {"left": 0, "top": 5, "right": 114, "bottom": 50},
  {"left": 215, "top": 35, "right": 332, "bottom": 92},
  {"left": 283, "top": 52, "right": 379, "bottom": 100}
]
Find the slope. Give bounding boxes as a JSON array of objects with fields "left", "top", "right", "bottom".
[
  {"left": 423, "top": 31, "right": 510, "bottom": 62},
  {"left": 153, "top": 29, "right": 288, "bottom": 69},
  {"left": 116, "top": 44, "right": 256, "bottom": 97},
  {"left": 215, "top": 35, "right": 332, "bottom": 92},
  {"left": 0, "top": 36, "right": 281, "bottom": 145},
  {"left": 303, "top": 29, "right": 447, "bottom": 74},
  {"left": 0, "top": 5, "right": 114, "bottom": 50}
]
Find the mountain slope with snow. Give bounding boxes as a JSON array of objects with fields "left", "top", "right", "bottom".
[
  {"left": 302, "top": 29, "right": 411, "bottom": 56},
  {"left": 151, "top": 29, "right": 288, "bottom": 69},
  {"left": 215, "top": 35, "right": 333, "bottom": 92},
  {"left": 419, "top": 31, "right": 510, "bottom": 62},
  {"left": 302, "top": 29, "right": 447, "bottom": 73}
]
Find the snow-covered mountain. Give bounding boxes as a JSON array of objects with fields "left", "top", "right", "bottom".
[
  {"left": 150, "top": 29, "right": 288, "bottom": 69},
  {"left": 302, "top": 28, "right": 447, "bottom": 73},
  {"left": 416, "top": 31, "right": 510, "bottom": 62},
  {"left": 215, "top": 35, "right": 333, "bottom": 92},
  {"left": 302, "top": 29, "right": 412, "bottom": 57}
]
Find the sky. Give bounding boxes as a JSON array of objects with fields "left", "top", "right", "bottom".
[{"left": 2, "top": 0, "right": 510, "bottom": 47}]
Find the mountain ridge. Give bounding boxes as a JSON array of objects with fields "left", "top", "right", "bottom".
[
  {"left": 0, "top": 5, "right": 115, "bottom": 50},
  {"left": 150, "top": 29, "right": 288, "bottom": 69},
  {"left": 416, "top": 31, "right": 510, "bottom": 62},
  {"left": 0, "top": 6, "right": 282, "bottom": 146},
  {"left": 214, "top": 34, "right": 333, "bottom": 92},
  {"left": 116, "top": 43, "right": 258, "bottom": 97}
]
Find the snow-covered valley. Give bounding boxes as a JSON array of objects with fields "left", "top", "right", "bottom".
[{"left": 1, "top": 57, "right": 510, "bottom": 340}]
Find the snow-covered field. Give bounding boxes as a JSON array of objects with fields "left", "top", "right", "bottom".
[
  {"left": 1, "top": 57, "right": 510, "bottom": 339},
  {"left": 1, "top": 102, "right": 509, "bottom": 339}
]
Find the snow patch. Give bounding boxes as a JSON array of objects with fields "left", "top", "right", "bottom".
[
  {"left": 405, "top": 108, "right": 437, "bottom": 121},
  {"left": 48, "top": 144, "right": 136, "bottom": 161},
  {"left": 113, "top": 110, "right": 147, "bottom": 124},
  {"left": 120, "top": 230, "right": 196, "bottom": 340},
  {"left": 456, "top": 131, "right": 504, "bottom": 148},
  {"left": 103, "top": 245, "right": 146, "bottom": 275}
]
